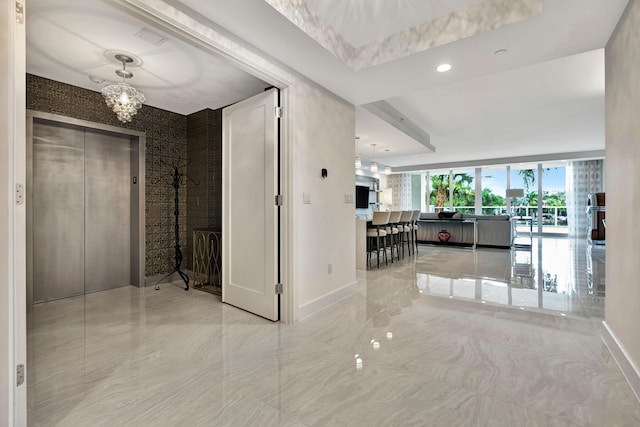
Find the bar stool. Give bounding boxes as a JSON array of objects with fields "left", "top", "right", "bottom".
[
  {"left": 399, "top": 210, "right": 414, "bottom": 257},
  {"left": 386, "top": 211, "right": 402, "bottom": 262},
  {"left": 367, "top": 211, "right": 390, "bottom": 269},
  {"left": 412, "top": 210, "right": 420, "bottom": 254}
]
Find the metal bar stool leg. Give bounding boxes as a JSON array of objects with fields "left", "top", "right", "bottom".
[{"left": 376, "top": 232, "right": 381, "bottom": 268}]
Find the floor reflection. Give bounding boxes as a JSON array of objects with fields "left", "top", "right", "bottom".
[
  {"left": 415, "top": 238, "right": 605, "bottom": 318},
  {"left": 28, "top": 236, "right": 639, "bottom": 426},
  {"left": 365, "top": 266, "right": 421, "bottom": 328}
]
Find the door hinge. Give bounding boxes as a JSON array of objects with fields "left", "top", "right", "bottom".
[
  {"left": 15, "top": 2, "right": 24, "bottom": 24},
  {"left": 275, "top": 195, "right": 283, "bottom": 206},
  {"left": 275, "top": 283, "right": 283, "bottom": 294},
  {"left": 275, "top": 106, "right": 282, "bottom": 118},
  {"left": 15, "top": 183, "right": 24, "bottom": 205},
  {"left": 16, "top": 364, "right": 24, "bottom": 386}
]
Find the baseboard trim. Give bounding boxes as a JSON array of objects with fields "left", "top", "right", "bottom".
[
  {"left": 299, "top": 280, "right": 358, "bottom": 320},
  {"left": 602, "top": 321, "right": 640, "bottom": 402}
]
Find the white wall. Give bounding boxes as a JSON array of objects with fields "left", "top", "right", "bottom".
[
  {"left": 604, "top": 0, "right": 640, "bottom": 393},
  {"left": 291, "top": 81, "right": 357, "bottom": 317}
]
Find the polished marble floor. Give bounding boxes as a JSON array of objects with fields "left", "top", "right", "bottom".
[{"left": 28, "top": 238, "right": 640, "bottom": 426}]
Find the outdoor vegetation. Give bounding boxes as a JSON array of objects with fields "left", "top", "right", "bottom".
[{"left": 428, "top": 170, "right": 567, "bottom": 222}]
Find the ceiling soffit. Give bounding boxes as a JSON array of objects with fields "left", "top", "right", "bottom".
[
  {"left": 263, "top": 0, "right": 543, "bottom": 70},
  {"left": 304, "top": 0, "right": 486, "bottom": 48}
]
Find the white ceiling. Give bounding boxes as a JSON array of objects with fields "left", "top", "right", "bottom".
[
  {"left": 383, "top": 48, "right": 606, "bottom": 167},
  {"left": 26, "top": 0, "right": 630, "bottom": 170},
  {"left": 26, "top": 0, "right": 269, "bottom": 115}
]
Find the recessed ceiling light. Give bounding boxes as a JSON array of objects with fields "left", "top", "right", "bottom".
[
  {"left": 437, "top": 63, "right": 452, "bottom": 72},
  {"left": 494, "top": 49, "right": 507, "bottom": 55}
]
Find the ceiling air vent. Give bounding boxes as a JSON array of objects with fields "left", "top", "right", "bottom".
[{"left": 135, "top": 27, "right": 168, "bottom": 46}]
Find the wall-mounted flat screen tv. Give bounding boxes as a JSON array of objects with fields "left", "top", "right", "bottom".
[{"left": 355, "top": 185, "right": 370, "bottom": 209}]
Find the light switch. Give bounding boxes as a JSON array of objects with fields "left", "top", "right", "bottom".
[
  {"left": 303, "top": 193, "right": 311, "bottom": 204},
  {"left": 345, "top": 194, "right": 354, "bottom": 204}
]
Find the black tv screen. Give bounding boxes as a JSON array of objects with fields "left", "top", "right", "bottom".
[{"left": 355, "top": 185, "right": 370, "bottom": 208}]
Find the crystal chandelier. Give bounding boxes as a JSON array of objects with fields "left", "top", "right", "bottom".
[
  {"left": 101, "top": 54, "right": 145, "bottom": 123},
  {"left": 355, "top": 136, "right": 362, "bottom": 169}
]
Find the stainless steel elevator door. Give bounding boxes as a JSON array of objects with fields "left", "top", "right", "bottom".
[
  {"left": 84, "top": 130, "right": 131, "bottom": 293},
  {"left": 32, "top": 121, "right": 132, "bottom": 303},
  {"left": 33, "top": 121, "right": 86, "bottom": 303}
]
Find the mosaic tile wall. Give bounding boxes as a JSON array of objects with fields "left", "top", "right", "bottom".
[
  {"left": 27, "top": 74, "right": 188, "bottom": 278},
  {"left": 185, "top": 108, "right": 222, "bottom": 270},
  {"left": 387, "top": 173, "right": 414, "bottom": 210},
  {"left": 566, "top": 159, "right": 604, "bottom": 238}
]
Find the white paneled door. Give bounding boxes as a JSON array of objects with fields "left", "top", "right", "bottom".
[
  {"left": 223, "top": 89, "right": 280, "bottom": 321},
  {"left": 2, "top": 0, "right": 27, "bottom": 424}
]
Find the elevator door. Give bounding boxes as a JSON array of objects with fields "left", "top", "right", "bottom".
[
  {"left": 32, "top": 120, "right": 132, "bottom": 303},
  {"left": 84, "top": 129, "right": 131, "bottom": 293}
]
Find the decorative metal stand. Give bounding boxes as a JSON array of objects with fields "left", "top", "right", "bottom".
[
  {"left": 153, "top": 161, "right": 197, "bottom": 291},
  {"left": 170, "top": 165, "right": 189, "bottom": 290},
  {"left": 193, "top": 229, "right": 222, "bottom": 295}
]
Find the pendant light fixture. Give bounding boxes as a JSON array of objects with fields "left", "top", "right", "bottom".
[
  {"left": 384, "top": 166, "right": 391, "bottom": 175},
  {"left": 102, "top": 54, "right": 146, "bottom": 123},
  {"left": 355, "top": 136, "right": 362, "bottom": 169},
  {"left": 370, "top": 143, "right": 378, "bottom": 173}
]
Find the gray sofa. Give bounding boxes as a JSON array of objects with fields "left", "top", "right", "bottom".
[{"left": 417, "top": 212, "right": 514, "bottom": 248}]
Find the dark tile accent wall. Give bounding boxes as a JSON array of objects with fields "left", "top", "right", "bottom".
[
  {"left": 185, "top": 108, "right": 223, "bottom": 270},
  {"left": 27, "top": 74, "right": 188, "bottom": 278}
]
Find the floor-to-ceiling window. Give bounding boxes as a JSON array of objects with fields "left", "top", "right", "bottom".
[
  {"left": 540, "top": 161, "right": 567, "bottom": 235},
  {"left": 481, "top": 166, "right": 507, "bottom": 215},
  {"left": 419, "top": 160, "right": 592, "bottom": 237},
  {"left": 451, "top": 168, "right": 475, "bottom": 213},
  {"left": 510, "top": 163, "right": 539, "bottom": 233},
  {"left": 428, "top": 169, "right": 477, "bottom": 213},
  {"left": 429, "top": 169, "right": 449, "bottom": 212}
]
